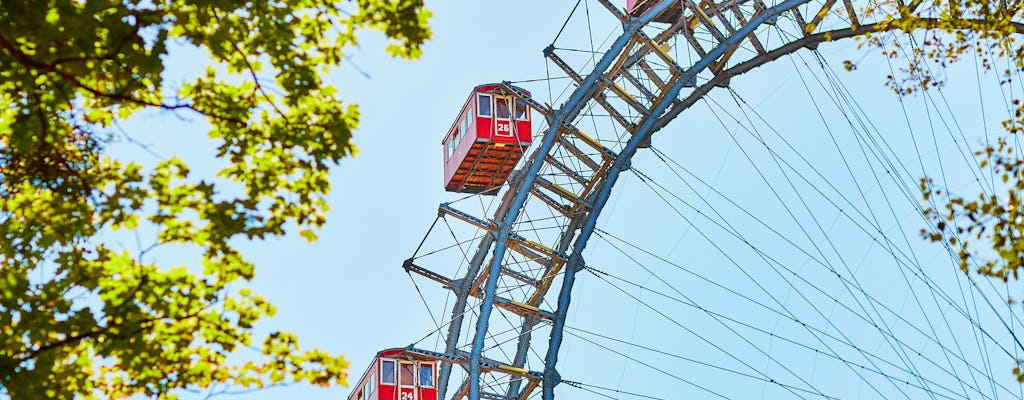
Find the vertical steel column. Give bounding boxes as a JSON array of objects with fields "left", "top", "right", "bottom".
[
  {"left": 465, "top": 3, "right": 679, "bottom": 399},
  {"left": 540, "top": 1, "right": 807, "bottom": 398}
]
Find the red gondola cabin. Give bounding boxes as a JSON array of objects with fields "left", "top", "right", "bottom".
[
  {"left": 347, "top": 349, "right": 439, "bottom": 400},
  {"left": 443, "top": 84, "right": 533, "bottom": 194}
]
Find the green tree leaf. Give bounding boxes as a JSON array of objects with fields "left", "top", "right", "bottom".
[{"left": 0, "top": 0, "right": 431, "bottom": 398}]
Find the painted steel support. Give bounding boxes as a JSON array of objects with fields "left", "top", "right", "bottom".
[
  {"left": 419, "top": 0, "right": 915, "bottom": 398},
  {"left": 540, "top": 0, "right": 810, "bottom": 398},
  {"left": 465, "top": 2, "right": 679, "bottom": 399},
  {"left": 436, "top": 192, "right": 512, "bottom": 399},
  {"left": 401, "top": 0, "right": 1010, "bottom": 397},
  {"left": 541, "top": 53, "right": 689, "bottom": 400}
]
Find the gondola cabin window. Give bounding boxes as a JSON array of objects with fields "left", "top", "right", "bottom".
[
  {"left": 478, "top": 93, "right": 491, "bottom": 117},
  {"left": 419, "top": 364, "right": 434, "bottom": 387},
  {"left": 347, "top": 349, "right": 440, "bottom": 400},
  {"left": 381, "top": 359, "right": 395, "bottom": 385},
  {"left": 442, "top": 83, "right": 535, "bottom": 194}
]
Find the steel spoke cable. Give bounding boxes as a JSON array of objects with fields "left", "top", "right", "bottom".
[
  {"left": 596, "top": 219, "right": 982, "bottom": 399},
  {"left": 724, "top": 72, "right": 1011, "bottom": 394},
  {"left": 716, "top": 77, "right": 932, "bottom": 275},
  {"left": 632, "top": 154, "right": 915, "bottom": 398},
  {"left": 896, "top": 35, "right": 999, "bottom": 395},
  {"left": 553, "top": 0, "right": 584, "bottom": 44},
  {"left": 622, "top": 169, "right": 950, "bottom": 400},
  {"left": 622, "top": 165, "right": 991, "bottom": 396},
  {"left": 867, "top": 34, "right": 1024, "bottom": 358},
  {"left": 595, "top": 225, "right": 1019, "bottom": 398},
  {"left": 650, "top": 138, "right": 1016, "bottom": 375},
  {"left": 564, "top": 324, "right": 845, "bottom": 396},
  {"left": 580, "top": 256, "right": 974, "bottom": 398},
  {"left": 805, "top": 49, "right": 983, "bottom": 399},
  {"left": 712, "top": 50, "right": 1019, "bottom": 362},
  {"left": 706, "top": 91, "right": 932, "bottom": 399},
  {"left": 708, "top": 66, "right": 1019, "bottom": 394},
  {"left": 624, "top": 165, "right": 1015, "bottom": 397},
  {"left": 787, "top": 48, "right": 969, "bottom": 398},
  {"left": 897, "top": 35, "right": 1000, "bottom": 379},
  {"left": 561, "top": 379, "right": 672, "bottom": 400},
  {"left": 409, "top": 295, "right": 485, "bottom": 348},
  {"left": 626, "top": 167, "right": 871, "bottom": 399},
  {"left": 408, "top": 271, "right": 442, "bottom": 334},
  {"left": 575, "top": 267, "right": 971, "bottom": 400},
  {"left": 568, "top": 280, "right": 816, "bottom": 399},
  {"left": 973, "top": 35, "right": 999, "bottom": 194},
  {"left": 966, "top": 35, "right": 1024, "bottom": 397},
  {"left": 722, "top": 71, "right": 1018, "bottom": 355},
  {"left": 774, "top": 51, "right": 943, "bottom": 398},
  {"left": 808, "top": 41, "right": 987, "bottom": 335},
  {"left": 409, "top": 229, "right": 485, "bottom": 259},
  {"left": 585, "top": 261, "right": 913, "bottom": 398},
  {"left": 442, "top": 216, "right": 479, "bottom": 279},
  {"left": 650, "top": 140, "right": 926, "bottom": 395}
]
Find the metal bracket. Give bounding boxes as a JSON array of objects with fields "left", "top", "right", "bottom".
[
  {"left": 616, "top": 157, "right": 632, "bottom": 172},
  {"left": 682, "top": 71, "right": 697, "bottom": 88},
  {"left": 451, "top": 277, "right": 471, "bottom": 295},
  {"left": 570, "top": 256, "right": 587, "bottom": 273}
]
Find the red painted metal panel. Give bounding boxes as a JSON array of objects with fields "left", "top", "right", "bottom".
[
  {"left": 378, "top": 385, "right": 395, "bottom": 400},
  {"left": 515, "top": 119, "right": 531, "bottom": 144},
  {"left": 475, "top": 115, "right": 492, "bottom": 141}
]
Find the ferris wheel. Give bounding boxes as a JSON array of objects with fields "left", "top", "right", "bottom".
[{"left": 348, "top": 1, "right": 1024, "bottom": 399}]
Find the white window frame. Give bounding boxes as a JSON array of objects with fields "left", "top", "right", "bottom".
[
  {"left": 477, "top": 93, "right": 492, "bottom": 117},
  {"left": 493, "top": 95, "right": 511, "bottom": 120},
  {"left": 493, "top": 95, "right": 513, "bottom": 138},
  {"left": 514, "top": 99, "right": 531, "bottom": 121},
  {"left": 398, "top": 360, "right": 418, "bottom": 400},
  {"left": 417, "top": 362, "right": 435, "bottom": 388},
  {"left": 462, "top": 110, "right": 471, "bottom": 141},
  {"left": 380, "top": 358, "right": 397, "bottom": 386},
  {"left": 446, "top": 129, "right": 458, "bottom": 160}
]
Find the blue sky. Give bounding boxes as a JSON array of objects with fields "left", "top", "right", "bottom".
[{"left": 112, "top": 1, "right": 1024, "bottom": 399}]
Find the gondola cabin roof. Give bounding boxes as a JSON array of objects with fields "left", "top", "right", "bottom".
[{"left": 442, "top": 83, "right": 535, "bottom": 195}]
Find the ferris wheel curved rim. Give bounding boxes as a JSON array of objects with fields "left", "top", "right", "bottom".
[{"left": 420, "top": 1, "right": 1024, "bottom": 399}]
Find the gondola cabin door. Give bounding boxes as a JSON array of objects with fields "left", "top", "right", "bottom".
[
  {"left": 398, "top": 361, "right": 416, "bottom": 400},
  {"left": 493, "top": 95, "right": 513, "bottom": 139}
]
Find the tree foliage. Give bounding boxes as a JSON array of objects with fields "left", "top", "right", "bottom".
[
  {"left": 861, "top": 0, "right": 1024, "bottom": 94},
  {"left": 0, "top": 0, "right": 430, "bottom": 398},
  {"left": 871, "top": 1, "right": 1024, "bottom": 286},
  {"left": 856, "top": 0, "right": 1024, "bottom": 381}
]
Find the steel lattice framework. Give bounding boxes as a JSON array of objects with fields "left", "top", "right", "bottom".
[{"left": 401, "top": 0, "right": 1024, "bottom": 399}]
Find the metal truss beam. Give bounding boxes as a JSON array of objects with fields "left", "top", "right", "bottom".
[{"left": 409, "top": 0, "right": 1010, "bottom": 399}]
